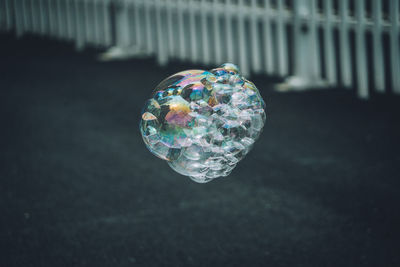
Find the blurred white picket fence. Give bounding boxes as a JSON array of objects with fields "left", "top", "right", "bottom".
[{"left": 0, "top": 0, "right": 399, "bottom": 99}]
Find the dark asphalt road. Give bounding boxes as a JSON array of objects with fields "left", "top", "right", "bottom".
[{"left": 1, "top": 34, "right": 400, "bottom": 267}]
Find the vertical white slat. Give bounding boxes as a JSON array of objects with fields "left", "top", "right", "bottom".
[
  {"left": 93, "top": 0, "right": 102, "bottom": 45},
  {"left": 355, "top": 0, "right": 368, "bottom": 99},
  {"left": 22, "top": 0, "right": 31, "bottom": 33},
  {"left": 0, "top": 0, "right": 4, "bottom": 30},
  {"left": 323, "top": 0, "right": 337, "bottom": 85},
  {"left": 91, "top": 0, "right": 102, "bottom": 45},
  {"left": 57, "top": 0, "right": 66, "bottom": 39},
  {"left": 225, "top": 0, "right": 234, "bottom": 63},
  {"left": 4, "top": 0, "right": 14, "bottom": 30},
  {"left": 127, "top": 1, "right": 135, "bottom": 47},
  {"left": 4, "top": 0, "right": 13, "bottom": 31},
  {"left": 66, "top": 0, "right": 75, "bottom": 40},
  {"left": 90, "top": 0, "right": 98, "bottom": 44},
  {"left": 49, "top": 0, "right": 58, "bottom": 36},
  {"left": 133, "top": 0, "right": 143, "bottom": 49},
  {"left": 339, "top": 0, "right": 352, "bottom": 87},
  {"left": 263, "top": 0, "right": 273, "bottom": 74},
  {"left": 237, "top": 0, "right": 249, "bottom": 76},
  {"left": 15, "top": 0, "right": 25, "bottom": 37},
  {"left": 155, "top": 0, "right": 167, "bottom": 65},
  {"left": 53, "top": 0, "right": 60, "bottom": 37},
  {"left": 177, "top": 0, "right": 186, "bottom": 60},
  {"left": 309, "top": 0, "right": 320, "bottom": 80},
  {"left": 32, "top": 0, "right": 39, "bottom": 33},
  {"left": 294, "top": 0, "right": 323, "bottom": 83},
  {"left": 17, "top": 0, "right": 24, "bottom": 34},
  {"left": 189, "top": 0, "right": 198, "bottom": 62},
  {"left": 390, "top": 0, "right": 400, "bottom": 94},
  {"left": 2, "top": 0, "right": 10, "bottom": 31},
  {"left": 372, "top": 0, "right": 385, "bottom": 92},
  {"left": 102, "top": 0, "right": 112, "bottom": 46},
  {"left": 115, "top": 0, "right": 130, "bottom": 47},
  {"left": 24, "top": 0, "right": 32, "bottom": 33},
  {"left": 83, "top": 0, "right": 92, "bottom": 44},
  {"left": 2, "top": 0, "right": 8, "bottom": 30},
  {"left": 91, "top": 0, "right": 99, "bottom": 43},
  {"left": 145, "top": 0, "right": 154, "bottom": 54},
  {"left": 276, "top": 0, "right": 288, "bottom": 76},
  {"left": 166, "top": 0, "right": 175, "bottom": 57},
  {"left": 74, "top": 0, "right": 85, "bottom": 50},
  {"left": 66, "top": 0, "right": 72, "bottom": 39},
  {"left": 54, "top": 0, "right": 60, "bottom": 37},
  {"left": 38, "top": 0, "right": 47, "bottom": 35},
  {"left": 43, "top": 0, "right": 48, "bottom": 35},
  {"left": 20, "top": 0, "right": 30, "bottom": 34},
  {"left": 213, "top": 0, "right": 222, "bottom": 64},
  {"left": 92, "top": 0, "right": 99, "bottom": 44},
  {"left": 250, "top": 0, "right": 261, "bottom": 73},
  {"left": 35, "top": 0, "right": 43, "bottom": 34},
  {"left": 35, "top": 0, "right": 42, "bottom": 33},
  {"left": 201, "top": 0, "right": 211, "bottom": 65},
  {"left": 1, "top": 0, "right": 5, "bottom": 30},
  {"left": 31, "top": 0, "right": 38, "bottom": 33},
  {"left": 292, "top": 0, "right": 302, "bottom": 76},
  {"left": 63, "top": 0, "right": 70, "bottom": 38},
  {"left": 30, "top": 0, "right": 40, "bottom": 34}
]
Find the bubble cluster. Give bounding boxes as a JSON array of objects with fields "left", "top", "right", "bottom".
[{"left": 140, "top": 63, "right": 266, "bottom": 183}]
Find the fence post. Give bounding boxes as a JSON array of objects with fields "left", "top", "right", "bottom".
[
  {"left": 155, "top": 0, "right": 167, "bottom": 65},
  {"left": 373, "top": 0, "right": 385, "bottom": 93},
  {"left": 114, "top": 0, "right": 131, "bottom": 47},
  {"left": 225, "top": 0, "right": 234, "bottom": 63},
  {"left": 166, "top": 0, "right": 174, "bottom": 58},
  {"left": 355, "top": 0, "right": 368, "bottom": 99},
  {"left": 213, "top": 0, "right": 222, "bottom": 65},
  {"left": 339, "top": 0, "right": 352, "bottom": 88},
  {"left": 103, "top": 0, "right": 112, "bottom": 46},
  {"left": 38, "top": 0, "right": 47, "bottom": 35},
  {"left": 177, "top": 0, "right": 186, "bottom": 60},
  {"left": 144, "top": 0, "right": 153, "bottom": 55},
  {"left": 390, "top": 0, "right": 400, "bottom": 94},
  {"left": 276, "top": 0, "right": 288, "bottom": 77},
  {"left": 189, "top": 0, "right": 198, "bottom": 62},
  {"left": 66, "top": 0, "right": 74, "bottom": 40},
  {"left": 250, "top": 0, "right": 261, "bottom": 73},
  {"left": 93, "top": 0, "right": 102, "bottom": 45},
  {"left": 5, "top": 0, "right": 14, "bottom": 31},
  {"left": 201, "top": 0, "right": 211, "bottom": 65},
  {"left": 263, "top": 0, "right": 273, "bottom": 74},
  {"left": 14, "top": 0, "right": 25, "bottom": 37},
  {"left": 74, "top": 0, "right": 85, "bottom": 50},
  {"left": 282, "top": 0, "right": 326, "bottom": 90},
  {"left": 295, "top": 0, "right": 318, "bottom": 80},
  {"left": 238, "top": 0, "right": 249, "bottom": 76},
  {"left": 323, "top": 0, "right": 337, "bottom": 85}
]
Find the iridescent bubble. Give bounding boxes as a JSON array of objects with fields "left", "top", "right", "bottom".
[{"left": 140, "top": 63, "right": 266, "bottom": 183}]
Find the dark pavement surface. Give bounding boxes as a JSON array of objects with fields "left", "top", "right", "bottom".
[{"left": 1, "top": 33, "right": 400, "bottom": 267}]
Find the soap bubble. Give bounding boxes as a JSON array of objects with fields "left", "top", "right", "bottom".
[{"left": 140, "top": 63, "right": 266, "bottom": 183}]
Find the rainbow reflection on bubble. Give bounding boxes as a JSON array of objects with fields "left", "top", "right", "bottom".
[{"left": 140, "top": 63, "right": 266, "bottom": 183}]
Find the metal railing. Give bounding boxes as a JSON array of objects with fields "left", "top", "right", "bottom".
[{"left": 1, "top": 0, "right": 399, "bottom": 99}]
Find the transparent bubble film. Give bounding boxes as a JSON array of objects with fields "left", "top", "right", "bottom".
[{"left": 140, "top": 63, "right": 266, "bottom": 183}]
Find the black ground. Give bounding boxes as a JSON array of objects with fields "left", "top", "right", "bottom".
[{"left": 1, "top": 33, "right": 400, "bottom": 267}]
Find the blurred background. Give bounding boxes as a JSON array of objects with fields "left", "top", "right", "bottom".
[{"left": 0, "top": 0, "right": 400, "bottom": 266}]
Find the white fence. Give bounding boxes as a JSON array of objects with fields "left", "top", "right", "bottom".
[{"left": 1, "top": 0, "right": 399, "bottom": 99}]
